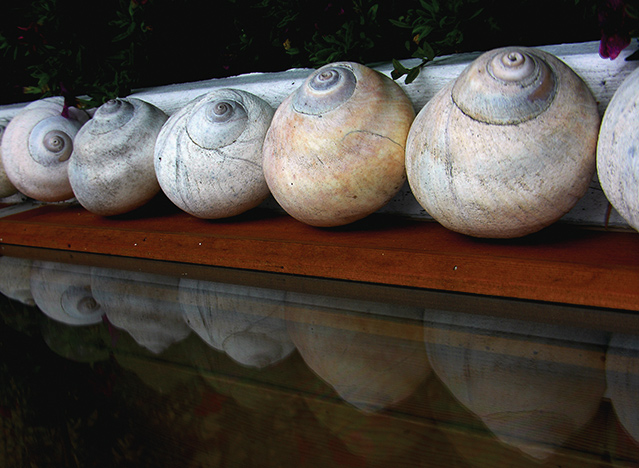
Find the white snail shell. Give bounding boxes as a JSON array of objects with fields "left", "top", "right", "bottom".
[
  {"left": 0, "top": 97, "right": 89, "bottom": 202},
  {"left": 69, "top": 98, "right": 168, "bottom": 216},
  {"left": 596, "top": 66, "right": 639, "bottom": 232},
  {"left": 30, "top": 261, "right": 103, "bottom": 326},
  {"left": 406, "top": 47, "right": 600, "bottom": 238},
  {"left": 154, "top": 88, "right": 274, "bottom": 219},
  {"left": 263, "top": 62, "right": 415, "bottom": 227},
  {"left": 0, "top": 120, "right": 18, "bottom": 198}
]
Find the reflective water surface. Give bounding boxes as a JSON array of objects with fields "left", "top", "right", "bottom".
[{"left": 0, "top": 248, "right": 638, "bottom": 467}]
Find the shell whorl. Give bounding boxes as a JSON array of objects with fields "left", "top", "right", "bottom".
[
  {"left": 186, "top": 98, "right": 249, "bottom": 149},
  {"left": 60, "top": 285, "right": 101, "bottom": 319},
  {"left": 292, "top": 64, "right": 357, "bottom": 115},
  {"left": 452, "top": 47, "right": 557, "bottom": 125},
  {"left": 28, "top": 115, "right": 82, "bottom": 166},
  {"left": 89, "top": 98, "right": 136, "bottom": 135}
]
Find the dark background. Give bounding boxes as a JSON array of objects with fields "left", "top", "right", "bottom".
[{"left": 0, "top": 0, "right": 603, "bottom": 106}]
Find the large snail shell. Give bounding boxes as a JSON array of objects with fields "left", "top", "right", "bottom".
[
  {"left": 406, "top": 47, "right": 600, "bottom": 238},
  {"left": 154, "top": 88, "right": 274, "bottom": 219},
  {"left": 1, "top": 97, "right": 89, "bottom": 202},
  {"left": 69, "top": 98, "right": 168, "bottom": 216},
  {"left": 596, "top": 66, "right": 639, "bottom": 232},
  {"left": 263, "top": 62, "right": 415, "bottom": 227},
  {"left": 0, "top": 120, "right": 18, "bottom": 198}
]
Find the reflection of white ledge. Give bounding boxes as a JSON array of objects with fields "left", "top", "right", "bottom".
[{"left": 1, "top": 41, "right": 637, "bottom": 228}]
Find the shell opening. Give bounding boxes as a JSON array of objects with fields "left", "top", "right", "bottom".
[
  {"left": 90, "top": 98, "right": 136, "bottom": 134},
  {"left": 292, "top": 65, "right": 357, "bottom": 115},
  {"left": 451, "top": 47, "right": 557, "bottom": 125},
  {"left": 28, "top": 115, "right": 82, "bottom": 166},
  {"left": 186, "top": 98, "right": 249, "bottom": 149}
]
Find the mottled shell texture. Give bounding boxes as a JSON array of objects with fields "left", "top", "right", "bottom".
[
  {"left": 154, "top": 88, "right": 274, "bottom": 219},
  {"left": 69, "top": 98, "right": 168, "bottom": 216},
  {"left": 406, "top": 47, "right": 600, "bottom": 238},
  {"left": 596, "top": 66, "right": 639, "bottom": 231},
  {"left": 263, "top": 61, "right": 415, "bottom": 227}
]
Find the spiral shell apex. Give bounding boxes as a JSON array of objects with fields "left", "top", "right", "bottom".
[
  {"left": 452, "top": 47, "right": 557, "bottom": 125},
  {"left": 406, "top": 47, "right": 600, "bottom": 238},
  {"left": 263, "top": 61, "right": 415, "bottom": 227},
  {"left": 1, "top": 97, "right": 89, "bottom": 202},
  {"left": 154, "top": 88, "right": 274, "bottom": 219},
  {"left": 69, "top": 97, "right": 168, "bottom": 216}
]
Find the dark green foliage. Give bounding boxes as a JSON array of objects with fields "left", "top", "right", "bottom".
[{"left": 0, "top": 0, "right": 601, "bottom": 105}]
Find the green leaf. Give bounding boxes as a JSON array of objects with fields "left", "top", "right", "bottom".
[
  {"left": 405, "top": 67, "right": 421, "bottom": 84},
  {"left": 392, "top": 58, "right": 409, "bottom": 74}
]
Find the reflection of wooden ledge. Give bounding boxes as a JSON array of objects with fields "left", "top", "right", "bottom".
[{"left": 0, "top": 199, "right": 637, "bottom": 312}]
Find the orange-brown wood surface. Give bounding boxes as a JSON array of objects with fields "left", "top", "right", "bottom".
[{"left": 0, "top": 200, "right": 637, "bottom": 311}]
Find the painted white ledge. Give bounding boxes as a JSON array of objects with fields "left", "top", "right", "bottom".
[{"left": 0, "top": 41, "right": 637, "bottom": 228}]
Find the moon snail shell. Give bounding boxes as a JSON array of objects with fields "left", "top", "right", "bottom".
[
  {"left": 263, "top": 61, "right": 415, "bottom": 227},
  {"left": 154, "top": 88, "right": 274, "bottom": 219},
  {"left": 69, "top": 97, "right": 168, "bottom": 216},
  {"left": 405, "top": 47, "right": 600, "bottom": 238},
  {"left": 596, "top": 66, "right": 639, "bottom": 232},
  {"left": 0, "top": 97, "right": 89, "bottom": 202}
]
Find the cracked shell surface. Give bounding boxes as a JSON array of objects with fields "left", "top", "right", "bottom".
[
  {"left": 406, "top": 47, "right": 600, "bottom": 238},
  {"left": 262, "top": 61, "right": 415, "bottom": 227},
  {"left": 69, "top": 98, "right": 168, "bottom": 216},
  {"left": 154, "top": 88, "right": 274, "bottom": 219}
]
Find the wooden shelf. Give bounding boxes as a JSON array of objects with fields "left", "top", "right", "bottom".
[{"left": 0, "top": 199, "right": 637, "bottom": 312}]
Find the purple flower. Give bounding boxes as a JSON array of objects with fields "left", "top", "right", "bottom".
[{"left": 599, "top": 0, "right": 632, "bottom": 59}]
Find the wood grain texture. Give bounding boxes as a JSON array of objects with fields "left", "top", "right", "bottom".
[{"left": 0, "top": 200, "right": 636, "bottom": 311}]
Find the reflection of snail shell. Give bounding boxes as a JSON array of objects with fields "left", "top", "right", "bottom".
[
  {"left": 69, "top": 98, "right": 168, "bottom": 216},
  {"left": 286, "top": 292, "right": 430, "bottom": 412},
  {"left": 0, "top": 256, "right": 35, "bottom": 306},
  {"left": 155, "top": 89, "right": 274, "bottom": 219},
  {"left": 179, "top": 278, "right": 294, "bottom": 368},
  {"left": 605, "top": 333, "right": 639, "bottom": 445},
  {"left": 30, "top": 261, "right": 102, "bottom": 326},
  {"left": 263, "top": 62, "right": 415, "bottom": 227},
  {"left": 1, "top": 97, "right": 89, "bottom": 201},
  {"left": 423, "top": 310, "right": 607, "bottom": 460},
  {"left": 406, "top": 47, "right": 600, "bottom": 238},
  {"left": 91, "top": 267, "right": 190, "bottom": 354},
  {"left": 0, "top": 120, "right": 18, "bottom": 198},
  {"left": 596, "top": 67, "right": 639, "bottom": 232}
]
